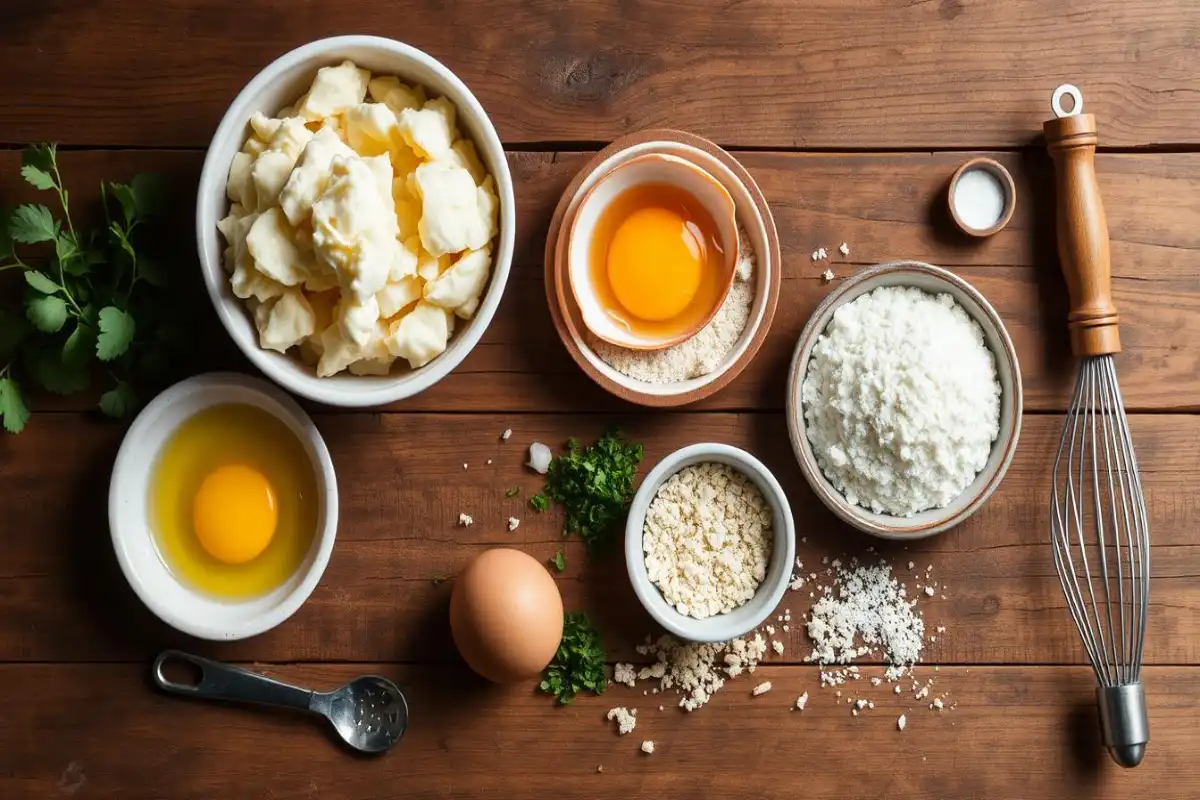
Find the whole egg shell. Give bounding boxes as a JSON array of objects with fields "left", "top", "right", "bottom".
[{"left": 449, "top": 548, "right": 565, "bottom": 684}]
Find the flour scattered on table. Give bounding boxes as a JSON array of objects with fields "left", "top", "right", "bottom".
[{"left": 591, "top": 222, "right": 756, "bottom": 383}]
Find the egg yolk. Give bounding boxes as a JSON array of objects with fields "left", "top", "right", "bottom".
[
  {"left": 192, "top": 464, "right": 278, "bottom": 565},
  {"left": 606, "top": 207, "right": 705, "bottom": 322}
]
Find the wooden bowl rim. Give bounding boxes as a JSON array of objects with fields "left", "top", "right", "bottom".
[
  {"left": 783, "top": 261, "right": 1024, "bottom": 538},
  {"left": 543, "top": 129, "right": 782, "bottom": 408}
]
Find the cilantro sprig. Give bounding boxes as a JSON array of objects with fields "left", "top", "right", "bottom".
[
  {"left": 538, "top": 429, "right": 644, "bottom": 557},
  {"left": 0, "top": 143, "right": 188, "bottom": 433},
  {"left": 539, "top": 611, "right": 608, "bottom": 705}
]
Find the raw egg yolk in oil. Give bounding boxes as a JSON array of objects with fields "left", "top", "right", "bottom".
[
  {"left": 150, "top": 404, "right": 318, "bottom": 599},
  {"left": 590, "top": 182, "right": 725, "bottom": 338}
]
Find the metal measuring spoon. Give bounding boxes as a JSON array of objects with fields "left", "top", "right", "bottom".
[{"left": 152, "top": 650, "right": 408, "bottom": 754}]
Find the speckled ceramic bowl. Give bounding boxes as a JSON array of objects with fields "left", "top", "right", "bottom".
[{"left": 785, "top": 261, "right": 1022, "bottom": 539}]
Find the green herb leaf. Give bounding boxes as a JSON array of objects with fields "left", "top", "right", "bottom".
[
  {"left": 539, "top": 612, "right": 607, "bottom": 705},
  {"left": 0, "top": 311, "right": 28, "bottom": 362},
  {"left": 98, "top": 381, "right": 137, "bottom": 418},
  {"left": 96, "top": 306, "right": 135, "bottom": 361},
  {"left": 61, "top": 323, "right": 95, "bottom": 367},
  {"left": 505, "top": 487, "right": 520, "bottom": 498},
  {"left": 21, "top": 143, "right": 56, "bottom": 175},
  {"left": 25, "top": 294, "right": 68, "bottom": 333},
  {"left": 551, "top": 550, "right": 566, "bottom": 572},
  {"left": 529, "top": 492, "right": 549, "bottom": 512},
  {"left": 0, "top": 378, "right": 30, "bottom": 434},
  {"left": 23, "top": 270, "right": 60, "bottom": 295},
  {"left": 54, "top": 232, "right": 78, "bottom": 268},
  {"left": 20, "top": 165, "right": 55, "bottom": 191},
  {"left": 9, "top": 204, "right": 59, "bottom": 245},
  {"left": 131, "top": 173, "right": 171, "bottom": 217},
  {"left": 538, "top": 429, "right": 644, "bottom": 557},
  {"left": 27, "top": 348, "right": 89, "bottom": 395},
  {"left": 107, "top": 183, "right": 138, "bottom": 228}
]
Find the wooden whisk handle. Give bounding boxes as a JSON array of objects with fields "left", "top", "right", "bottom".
[{"left": 1044, "top": 113, "right": 1121, "bottom": 357}]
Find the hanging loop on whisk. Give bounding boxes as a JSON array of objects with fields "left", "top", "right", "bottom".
[{"left": 1052, "top": 84, "right": 1084, "bottom": 118}]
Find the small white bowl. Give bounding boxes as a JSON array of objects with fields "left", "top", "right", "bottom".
[
  {"left": 109, "top": 373, "right": 338, "bottom": 640},
  {"left": 625, "top": 444, "right": 796, "bottom": 643},
  {"left": 196, "top": 36, "right": 515, "bottom": 408},
  {"left": 567, "top": 152, "right": 739, "bottom": 350},
  {"left": 785, "top": 262, "right": 1023, "bottom": 539}
]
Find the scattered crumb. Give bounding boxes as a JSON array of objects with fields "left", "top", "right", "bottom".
[
  {"left": 641, "top": 740, "right": 655, "bottom": 754},
  {"left": 933, "top": 697, "right": 945, "bottom": 710},
  {"left": 658, "top": 705, "right": 664, "bottom": 711},
  {"left": 486, "top": 459, "right": 493, "bottom": 465},
  {"left": 613, "top": 663, "right": 637, "bottom": 688},
  {"left": 501, "top": 428, "right": 512, "bottom": 441},
  {"left": 772, "top": 641, "right": 785, "bottom": 655},
  {"left": 895, "top": 685, "right": 902, "bottom": 694},
  {"left": 908, "top": 561, "right": 915, "bottom": 569},
  {"left": 457, "top": 512, "right": 473, "bottom": 527},
  {"left": 752, "top": 681, "right": 772, "bottom": 697},
  {"left": 766, "top": 625, "right": 775, "bottom": 636},
  {"left": 925, "top": 586, "right": 935, "bottom": 597},
  {"left": 838, "top": 242, "right": 850, "bottom": 256},
  {"left": 936, "top": 626, "right": 946, "bottom": 634},
  {"left": 855, "top": 698, "right": 868, "bottom": 710},
  {"left": 606, "top": 707, "right": 637, "bottom": 735},
  {"left": 462, "top": 463, "right": 468, "bottom": 470},
  {"left": 870, "top": 677, "right": 882, "bottom": 687},
  {"left": 507, "top": 517, "right": 520, "bottom": 532},
  {"left": 898, "top": 714, "right": 907, "bottom": 731},
  {"left": 795, "top": 692, "right": 808, "bottom": 711},
  {"left": 821, "top": 268, "right": 834, "bottom": 283},
  {"left": 597, "top": 765, "right": 603, "bottom": 773}
]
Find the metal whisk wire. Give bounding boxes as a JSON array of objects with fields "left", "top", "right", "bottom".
[{"left": 1050, "top": 354, "right": 1151, "bottom": 766}]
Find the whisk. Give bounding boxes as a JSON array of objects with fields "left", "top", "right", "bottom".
[{"left": 1045, "top": 84, "right": 1150, "bottom": 768}]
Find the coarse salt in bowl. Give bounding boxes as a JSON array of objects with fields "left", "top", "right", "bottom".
[
  {"left": 625, "top": 443, "right": 796, "bottom": 643},
  {"left": 196, "top": 36, "right": 515, "bottom": 408},
  {"left": 785, "top": 261, "right": 1023, "bottom": 539}
]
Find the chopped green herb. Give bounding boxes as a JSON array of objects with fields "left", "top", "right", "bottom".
[
  {"left": 505, "top": 487, "right": 520, "bottom": 498},
  {"left": 0, "top": 143, "right": 192, "bottom": 433},
  {"left": 539, "top": 429, "right": 643, "bottom": 557},
  {"left": 529, "top": 492, "right": 549, "bottom": 512},
  {"left": 551, "top": 549, "right": 566, "bottom": 572},
  {"left": 539, "top": 611, "right": 607, "bottom": 705}
]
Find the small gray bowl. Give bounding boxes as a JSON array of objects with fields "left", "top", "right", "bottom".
[
  {"left": 785, "top": 261, "right": 1023, "bottom": 539},
  {"left": 625, "top": 443, "right": 796, "bottom": 643}
]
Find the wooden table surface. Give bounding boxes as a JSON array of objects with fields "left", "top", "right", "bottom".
[{"left": 3, "top": 2, "right": 1200, "bottom": 798}]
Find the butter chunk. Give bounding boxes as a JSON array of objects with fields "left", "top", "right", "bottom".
[
  {"left": 413, "top": 162, "right": 496, "bottom": 256},
  {"left": 297, "top": 61, "right": 370, "bottom": 120},
  {"left": 368, "top": 76, "right": 426, "bottom": 113},
  {"left": 311, "top": 156, "right": 399, "bottom": 300},
  {"left": 397, "top": 97, "right": 457, "bottom": 160},
  {"left": 249, "top": 112, "right": 283, "bottom": 143},
  {"left": 455, "top": 295, "right": 480, "bottom": 321},
  {"left": 444, "top": 138, "right": 488, "bottom": 185},
  {"left": 344, "top": 103, "right": 401, "bottom": 156},
  {"left": 254, "top": 290, "right": 316, "bottom": 353},
  {"left": 416, "top": 242, "right": 452, "bottom": 282},
  {"left": 387, "top": 300, "right": 450, "bottom": 368},
  {"left": 423, "top": 247, "right": 491, "bottom": 311},
  {"left": 338, "top": 294, "right": 381, "bottom": 348},
  {"left": 316, "top": 324, "right": 361, "bottom": 378},
  {"left": 231, "top": 240, "right": 286, "bottom": 304},
  {"left": 390, "top": 237, "right": 420, "bottom": 281},
  {"left": 280, "top": 127, "right": 357, "bottom": 226},
  {"left": 251, "top": 119, "right": 313, "bottom": 210},
  {"left": 226, "top": 151, "right": 257, "bottom": 209},
  {"left": 246, "top": 208, "right": 309, "bottom": 286},
  {"left": 377, "top": 276, "right": 423, "bottom": 319}
]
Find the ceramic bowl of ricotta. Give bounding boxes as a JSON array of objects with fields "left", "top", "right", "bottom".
[
  {"left": 785, "top": 261, "right": 1022, "bottom": 539},
  {"left": 196, "top": 35, "right": 515, "bottom": 407},
  {"left": 625, "top": 443, "right": 796, "bottom": 643}
]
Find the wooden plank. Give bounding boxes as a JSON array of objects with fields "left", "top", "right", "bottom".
[
  {"left": 2, "top": 1, "right": 1200, "bottom": 148},
  {"left": 1, "top": 412, "right": 1196, "bottom": 664},
  {"left": 3, "top": 150, "right": 1199, "bottom": 413},
  {"left": 0, "top": 663, "right": 1194, "bottom": 799}
]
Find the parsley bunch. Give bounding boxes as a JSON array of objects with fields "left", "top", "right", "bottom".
[
  {"left": 0, "top": 143, "right": 188, "bottom": 433},
  {"left": 538, "top": 429, "right": 644, "bottom": 557},
  {"left": 539, "top": 611, "right": 608, "bottom": 705}
]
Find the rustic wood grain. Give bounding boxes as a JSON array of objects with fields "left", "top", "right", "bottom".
[
  {"left": 2, "top": 412, "right": 1196, "bottom": 664},
  {"left": 2, "top": 1, "right": 1200, "bottom": 149},
  {"left": 2, "top": 150, "right": 1198, "bottom": 413},
  {"left": 0, "top": 662, "right": 1196, "bottom": 799}
]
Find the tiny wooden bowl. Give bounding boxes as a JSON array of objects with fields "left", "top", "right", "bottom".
[
  {"left": 947, "top": 157, "right": 1017, "bottom": 237},
  {"left": 544, "top": 130, "right": 782, "bottom": 407},
  {"left": 785, "top": 261, "right": 1023, "bottom": 539}
]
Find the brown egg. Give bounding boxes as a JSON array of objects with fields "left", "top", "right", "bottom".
[{"left": 449, "top": 548, "right": 565, "bottom": 684}]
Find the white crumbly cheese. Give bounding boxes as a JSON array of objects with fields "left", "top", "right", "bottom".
[
  {"left": 592, "top": 223, "right": 756, "bottom": 383},
  {"left": 838, "top": 242, "right": 850, "bottom": 256},
  {"left": 821, "top": 268, "right": 834, "bottom": 283},
  {"left": 772, "top": 641, "right": 785, "bottom": 655},
  {"left": 752, "top": 681, "right": 772, "bottom": 696},
  {"left": 625, "top": 632, "right": 768, "bottom": 711},
  {"left": 501, "top": 428, "right": 512, "bottom": 441},
  {"left": 606, "top": 707, "right": 637, "bottom": 735},
  {"left": 801, "top": 285, "right": 1001, "bottom": 516},
  {"left": 642, "top": 463, "right": 773, "bottom": 619},
  {"left": 507, "top": 517, "right": 520, "bottom": 532},
  {"left": 457, "top": 513, "right": 473, "bottom": 527},
  {"left": 897, "top": 714, "right": 907, "bottom": 731},
  {"left": 795, "top": 692, "right": 808, "bottom": 711},
  {"left": 613, "top": 663, "right": 637, "bottom": 688},
  {"left": 640, "top": 741, "right": 655, "bottom": 754}
]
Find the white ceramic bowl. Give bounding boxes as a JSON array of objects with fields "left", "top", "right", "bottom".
[
  {"left": 567, "top": 153, "right": 738, "bottom": 350},
  {"left": 560, "top": 140, "right": 776, "bottom": 401},
  {"left": 785, "top": 262, "right": 1023, "bottom": 539},
  {"left": 109, "top": 373, "right": 338, "bottom": 640},
  {"left": 625, "top": 444, "right": 796, "bottom": 643},
  {"left": 196, "top": 36, "right": 515, "bottom": 407}
]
